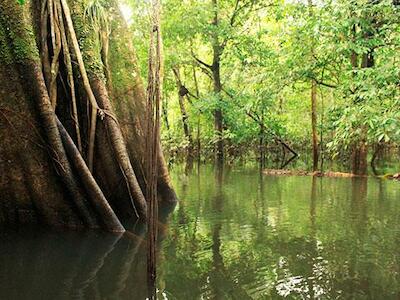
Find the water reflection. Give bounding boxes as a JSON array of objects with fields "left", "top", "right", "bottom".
[
  {"left": 0, "top": 202, "right": 175, "bottom": 300},
  {"left": 0, "top": 229, "right": 132, "bottom": 299},
  {"left": 162, "top": 165, "right": 400, "bottom": 299},
  {"left": 1, "top": 166, "right": 400, "bottom": 299}
]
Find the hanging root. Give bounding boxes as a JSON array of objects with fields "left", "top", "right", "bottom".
[
  {"left": 37, "top": 0, "right": 120, "bottom": 230},
  {"left": 60, "top": 0, "right": 100, "bottom": 170},
  {"left": 39, "top": 0, "right": 148, "bottom": 222},
  {"left": 40, "top": 0, "right": 51, "bottom": 88},
  {"left": 91, "top": 79, "right": 147, "bottom": 219},
  {"left": 100, "top": 30, "right": 113, "bottom": 95},
  {"left": 146, "top": 0, "right": 162, "bottom": 295},
  {"left": 62, "top": 0, "right": 147, "bottom": 218},
  {"left": 56, "top": 0, "right": 82, "bottom": 153},
  {"left": 41, "top": 0, "right": 82, "bottom": 147},
  {"left": 56, "top": 117, "right": 125, "bottom": 232},
  {"left": 88, "top": 106, "right": 97, "bottom": 172},
  {"left": 27, "top": 61, "right": 99, "bottom": 228}
]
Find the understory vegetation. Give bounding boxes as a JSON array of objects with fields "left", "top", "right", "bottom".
[{"left": 127, "top": 0, "right": 400, "bottom": 174}]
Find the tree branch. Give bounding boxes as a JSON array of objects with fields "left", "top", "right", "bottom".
[
  {"left": 191, "top": 52, "right": 213, "bottom": 69},
  {"left": 221, "top": 88, "right": 298, "bottom": 158},
  {"left": 312, "top": 78, "right": 337, "bottom": 88}
]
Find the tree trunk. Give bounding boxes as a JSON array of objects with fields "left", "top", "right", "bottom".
[
  {"left": 106, "top": 1, "right": 177, "bottom": 204},
  {"left": 0, "top": 0, "right": 176, "bottom": 230},
  {"left": 192, "top": 67, "right": 202, "bottom": 163},
  {"left": 172, "top": 67, "right": 193, "bottom": 158},
  {"left": 259, "top": 107, "right": 266, "bottom": 170},
  {"left": 212, "top": 0, "right": 224, "bottom": 166},
  {"left": 259, "top": 124, "right": 266, "bottom": 170},
  {"left": 370, "top": 143, "right": 382, "bottom": 175},
  {"left": 351, "top": 141, "right": 368, "bottom": 176},
  {"left": 350, "top": 5, "right": 375, "bottom": 176},
  {"left": 308, "top": 0, "right": 319, "bottom": 172},
  {"left": 311, "top": 79, "right": 319, "bottom": 171}
]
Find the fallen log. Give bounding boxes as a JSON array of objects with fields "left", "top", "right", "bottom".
[{"left": 262, "top": 169, "right": 367, "bottom": 178}]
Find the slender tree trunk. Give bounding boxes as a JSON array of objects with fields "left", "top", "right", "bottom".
[
  {"left": 212, "top": 0, "right": 224, "bottom": 166},
  {"left": 311, "top": 80, "right": 318, "bottom": 171},
  {"left": 193, "top": 67, "right": 201, "bottom": 163},
  {"left": 350, "top": 20, "right": 362, "bottom": 175},
  {"left": 162, "top": 95, "right": 171, "bottom": 135},
  {"left": 371, "top": 143, "right": 382, "bottom": 175},
  {"left": 172, "top": 67, "right": 193, "bottom": 158},
  {"left": 259, "top": 124, "right": 265, "bottom": 170},
  {"left": 259, "top": 108, "right": 266, "bottom": 170},
  {"left": 319, "top": 91, "right": 325, "bottom": 171},
  {"left": 308, "top": 0, "right": 319, "bottom": 171},
  {"left": 212, "top": 64, "right": 223, "bottom": 166}
]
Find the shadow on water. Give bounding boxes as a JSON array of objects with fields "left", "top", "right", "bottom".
[{"left": 0, "top": 201, "right": 176, "bottom": 300}]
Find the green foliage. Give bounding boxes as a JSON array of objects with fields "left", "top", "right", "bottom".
[
  {"left": 126, "top": 0, "right": 400, "bottom": 167},
  {"left": 84, "top": 0, "right": 110, "bottom": 34}
]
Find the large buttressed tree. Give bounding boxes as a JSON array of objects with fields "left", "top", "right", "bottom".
[{"left": 0, "top": 0, "right": 177, "bottom": 231}]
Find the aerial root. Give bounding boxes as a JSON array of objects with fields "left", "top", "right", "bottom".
[{"left": 39, "top": 0, "right": 147, "bottom": 222}]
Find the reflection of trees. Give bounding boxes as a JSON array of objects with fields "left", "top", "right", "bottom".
[
  {"left": 0, "top": 205, "right": 175, "bottom": 300},
  {"left": 346, "top": 177, "right": 369, "bottom": 297},
  {"left": 273, "top": 178, "right": 340, "bottom": 299},
  {"left": 177, "top": 173, "right": 189, "bottom": 226},
  {"left": 185, "top": 153, "right": 194, "bottom": 177},
  {"left": 0, "top": 230, "right": 123, "bottom": 299},
  {"left": 305, "top": 176, "right": 318, "bottom": 299},
  {"left": 210, "top": 165, "right": 224, "bottom": 298},
  {"left": 350, "top": 178, "right": 368, "bottom": 236},
  {"left": 161, "top": 169, "right": 399, "bottom": 299},
  {"left": 256, "top": 173, "right": 267, "bottom": 236},
  {"left": 209, "top": 165, "right": 251, "bottom": 299}
]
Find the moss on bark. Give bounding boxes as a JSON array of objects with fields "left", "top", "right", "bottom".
[
  {"left": 0, "top": 1, "right": 39, "bottom": 63},
  {"left": 0, "top": 0, "right": 177, "bottom": 230}
]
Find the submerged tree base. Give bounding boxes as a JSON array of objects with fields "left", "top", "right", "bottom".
[{"left": 0, "top": 0, "right": 177, "bottom": 231}]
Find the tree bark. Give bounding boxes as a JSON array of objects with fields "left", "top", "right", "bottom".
[
  {"left": 56, "top": 117, "right": 125, "bottom": 232},
  {"left": 106, "top": 1, "right": 177, "bottom": 204},
  {"left": 0, "top": 0, "right": 176, "bottom": 230}
]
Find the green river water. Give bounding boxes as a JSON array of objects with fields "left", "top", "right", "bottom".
[{"left": 1, "top": 164, "right": 399, "bottom": 299}]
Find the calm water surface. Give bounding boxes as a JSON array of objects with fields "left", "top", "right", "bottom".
[{"left": 1, "top": 165, "right": 399, "bottom": 299}]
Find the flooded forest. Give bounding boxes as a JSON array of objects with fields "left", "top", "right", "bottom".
[{"left": 0, "top": 0, "right": 399, "bottom": 299}]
